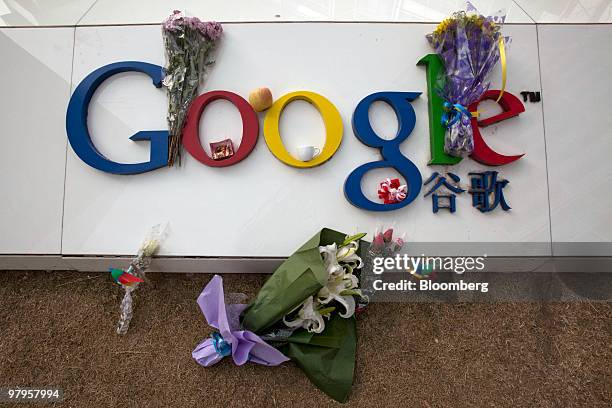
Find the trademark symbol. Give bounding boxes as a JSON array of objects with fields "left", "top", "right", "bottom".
[{"left": 520, "top": 91, "right": 541, "bottom": 103}]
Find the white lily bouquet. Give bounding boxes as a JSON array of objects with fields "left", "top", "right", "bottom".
[
  {"left": 283, "top": 236, "right": 366, "bottom": 333},
  {"left": 238, "top": 228, "right": 368, "bottom": 402}
]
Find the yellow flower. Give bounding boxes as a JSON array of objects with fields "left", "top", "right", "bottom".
[{"left": 434, "top": 18, "right": 453, "bottom": 34}]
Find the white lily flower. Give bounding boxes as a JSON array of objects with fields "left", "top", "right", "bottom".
[
  {"left": 286, "top": 234, "right": 366, "bottom": 331},
  {"left": 336, "top": 241, "right": 356, "bottom": 259},
  {"left": 337, "top": 240, "right": 364, "bottom": 269},
  {"left": 319, "top": 243, "right": 345, "bottom": 277},
  {"left": 316, "top": 276, "right": 357, "bottom": 319},
  {"left": 282, "top": 296, "right": 325, "bottom": 333},
  {"left": 345, "top": 272, "right": 359, "bottom": 289},
  {"left": 320, "top": 241, "right": 364, "bottom": 277}
]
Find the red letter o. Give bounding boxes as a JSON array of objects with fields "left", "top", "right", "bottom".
[{"left": 183, "top": 90, "right": 259, "bottom": 167}]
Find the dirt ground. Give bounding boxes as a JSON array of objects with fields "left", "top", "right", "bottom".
[{"left": 0, "top": 270, "right": 610, "bottom": 407}]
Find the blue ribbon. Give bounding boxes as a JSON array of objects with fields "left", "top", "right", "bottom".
[
  {"left": 211, "top": 332, "right": 232, "bottom": 357},
  {"left": 441, "top": 101, "right": 472, "bottom": 128}
]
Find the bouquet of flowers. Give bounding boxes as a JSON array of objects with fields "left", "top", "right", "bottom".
[
  {"left": 426, "top": 2, "right": 509, "bottom": 157},
  {"left": 162, "top": 11, "right": 223, "bottom": 166},
  {"left": 112, "top": 225, "right": 166, "bottom": 335},
  {"left": 359, "top": 227, "right": 406, "bottom": 301},
  {"left": 192, "top": 229, "right": 368, "bottom": 402}
]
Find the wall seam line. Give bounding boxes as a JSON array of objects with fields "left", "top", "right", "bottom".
[
  {"left": 534, "top": 24, "right": 555, "bottom": 258},
  {"left": 59, "top": 26, "right": 77, "bottom": 256},
  {"left": 512, "top": 1, "right": 538, "bottom": 25},
  {"left": 74, "top": 0, "right": 99, "bottom": 27}
]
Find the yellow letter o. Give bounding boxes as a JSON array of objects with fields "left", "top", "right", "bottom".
[{"left": 263, "top": 91, "right": 343, "bottom": 168}]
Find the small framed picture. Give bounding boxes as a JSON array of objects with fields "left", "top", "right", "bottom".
[{"left": 210, "top": 139, "right": 235, "bottom": 160}]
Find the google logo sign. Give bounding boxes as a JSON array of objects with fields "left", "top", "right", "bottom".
[{"left": 66, "top": 56, "right": 525, "bottom": 212}]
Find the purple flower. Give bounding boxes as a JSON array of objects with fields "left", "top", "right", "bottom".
[
  {"left": 426, "top": 4, "right": 509, "bottom": 157},
  {"left": 203, "top": 21, "right": 223, "bottom": 41},
  {"left": 185, "top": 17, "right": 198, "bottom": 30},
  {"left": 161, "top": 11, "right": 223, "bottom": 165},
  {"left": 162, "top": 10, "right": 185, "bottom": 33}
]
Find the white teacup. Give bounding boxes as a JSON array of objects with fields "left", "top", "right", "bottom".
[{"left": 296, "top": 145, "right": 321, "bottom": 162}]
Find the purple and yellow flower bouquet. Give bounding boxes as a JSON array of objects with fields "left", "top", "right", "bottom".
[{"left": 426, "top": 2, "right": 509, "bottom": 157}]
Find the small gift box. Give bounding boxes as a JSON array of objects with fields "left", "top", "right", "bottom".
[
  {"left": 210, "top": 139, "right": 235, "bottom": 160},
  {"left": 377, "top": 178, "right": 407, "bottom": 204}
]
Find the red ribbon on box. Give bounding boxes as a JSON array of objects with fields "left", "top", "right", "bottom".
[{"left": 378, "top": 178, "right": 407, "bottom": 204}]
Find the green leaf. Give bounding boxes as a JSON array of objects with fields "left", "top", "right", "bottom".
[
  {"left": 282, "top": 315, "right": 357, "bottom": 403},
  {"left": 338, "top": 232, "right": 367, "bottom": 248},
  {"left": 316, "top": 306, "right": 336, "bottom": 316},
  {"left": 339, "top": 289, "right": 361, "bottom": 297}
]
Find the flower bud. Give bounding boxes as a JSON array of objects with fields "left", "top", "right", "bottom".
[
  {"left": 382, "top": 228, "right": 393, "bottom": 243},
  {"left": 372, "top": 233, "right": 384, "bottom": 250}
]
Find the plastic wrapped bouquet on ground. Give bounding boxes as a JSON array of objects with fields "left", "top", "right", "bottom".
[{"left": 112, "top": 224, "right": 167, "bottom": 335}]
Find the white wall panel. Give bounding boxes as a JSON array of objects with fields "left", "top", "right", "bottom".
[
  {"left": 0, "top": 27, "right": 73, "bottom": 254},
  {"left": 62, "top": 23, "right": 549, "bottom": 257},
  {"left": 77, "top": 0, "right": 534, "bottom": 25},
  {"left": 539, "top": 25, "right": 612, "bottom": 256},
  {"left": 514, "top": 0, "right": 612, "bottom": 23},
  {"left": 0, "top": 0, "right": 96, "bottom": 27}
]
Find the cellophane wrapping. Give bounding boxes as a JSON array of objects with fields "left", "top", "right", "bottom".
[
  {"left": 426, "top": 2, "right": 509, "bottom": 157},
  {"left": 162, "top": 11, "right": 222, "bottom": 166},
  {"left": 116, "top": 224, "right": 167, "bottom": 335}
]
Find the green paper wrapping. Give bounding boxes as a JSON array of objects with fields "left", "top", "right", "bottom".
[
  {"left": 241, "top": 228, "right": 348, "bottom": 334},
  {"left": 282, "top": 314, "right": 357, "bottom": 403},
  {"left": 240, "top": 227, "right": 366, "bottom": 403}
]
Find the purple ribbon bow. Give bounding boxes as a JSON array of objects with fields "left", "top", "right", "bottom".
[{"left": 192, "top": 275, "right": 289, "bottom": 367}]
